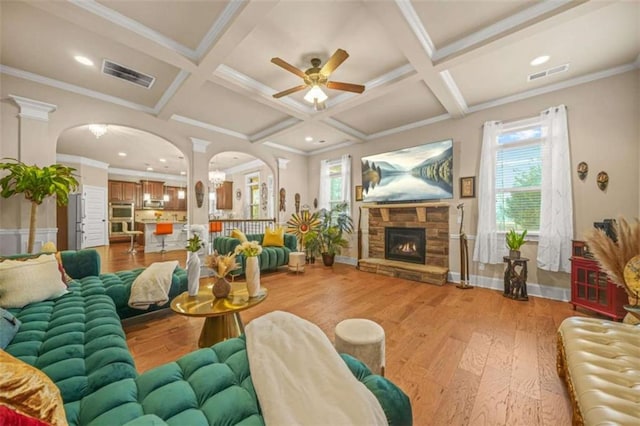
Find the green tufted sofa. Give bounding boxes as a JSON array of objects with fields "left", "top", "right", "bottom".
[
  {"left": 4, "top": 249, "right": 413, "bottom": 425},
  {"left": 213, "top": 233, "right": 298, "bottom": 275}
]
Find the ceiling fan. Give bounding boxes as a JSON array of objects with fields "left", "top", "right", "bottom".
[{"left": 271, "top": 49, "right": 365, "bottom": 108}]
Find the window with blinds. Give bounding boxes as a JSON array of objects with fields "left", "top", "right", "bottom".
[
  {"left": 328, "top": 160, "right": 343, "bottom": 211},
  {"left": 496, "top": 124, "right": 543, "bottom": 232}
]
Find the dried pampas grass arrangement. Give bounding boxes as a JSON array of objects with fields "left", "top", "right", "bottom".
[{"left": 584, "top": 217, "right": 640, "bottom": 297}]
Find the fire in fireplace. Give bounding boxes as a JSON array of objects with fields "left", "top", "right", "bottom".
[{"left": 385, "top": 227, "right": 426, "bottom": 264}]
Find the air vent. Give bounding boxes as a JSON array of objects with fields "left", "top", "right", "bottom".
[
  {"left": 527, "top": 63, "right": 570, "bottom": 82},
  {"left": 102, "top": 59, "right": 155, "bottom": 89}
]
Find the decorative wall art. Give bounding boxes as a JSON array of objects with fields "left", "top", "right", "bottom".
[
  {"left": 235, "top": 189, "right": 242, "bottom": 200},
  {"left": 295, "top": 193, "right": 301, "bottom": 213},
  {"left": 460, "top": 176, "right": 475, "bottom": 198},
  {"left": 279, "top": 188, "right": 286, "bottom": 212},
  {"left": 260, "top": 182, "right": 268, "bottom": 212},
  {"left": 313, "top": 198, "right": 318, "bottom": 209},
  {"left": 355, "top": 185, "right": 363, "bottom": 202},
  {"left": 195, "top": 181, "right": 204, "bottom": 208},
  {"left": 597, "top": 171, "right": 609, "bottom": 191},
  {"left": 577, "top": 161, "right": 588, "bottom": 181}
]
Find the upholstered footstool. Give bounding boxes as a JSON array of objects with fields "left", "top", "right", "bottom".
[
  {"left": 288, "top": 251, "right": 306, "bottom": 273},
  {"left": 335, "top": 318, "right": 385, "bottom": 376}
]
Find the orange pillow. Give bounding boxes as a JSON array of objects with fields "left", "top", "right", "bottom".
[
  {"left": 262, "top": 227, "right": 284, "bottom": 247},
  {"left": 0, "top": 350, "right": 67, "bottom": 426}
]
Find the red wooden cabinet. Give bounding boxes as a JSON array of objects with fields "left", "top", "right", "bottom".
[{"left": 571, "top": 254, "right": 627, "bottom": 320}]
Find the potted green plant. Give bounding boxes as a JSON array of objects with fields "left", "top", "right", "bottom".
[
  {"left": 506, "top": 229, "right": 527, "bottom": 259},
  {"left": 0, "top": 159, "right": 79, "bottom": 253},
  {"left": 303, "top": 231, "right": 320, "bottom": 264},
  {"left": 317, "top": 202, "right": 354, "bottom": 266}
]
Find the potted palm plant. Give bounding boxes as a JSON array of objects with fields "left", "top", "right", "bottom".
[
  {"left": 0, "top": 159, "right": 79, "bottom": 253},
  {"left": 506, "top": 228, "right": 527, "bottom": 259},
  {"left": 317, "top": 202, "right": 354, "bottom": 266},
  {"left": 303, "top": 231, "right": 320, "bottom": 264}
]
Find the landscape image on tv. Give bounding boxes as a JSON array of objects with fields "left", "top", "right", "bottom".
[{"left": 361, "top": 139, "right": 453, "bottom": 203}]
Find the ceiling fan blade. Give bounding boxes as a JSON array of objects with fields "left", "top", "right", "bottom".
[
  {"left": 320, "top": 49, "right": 349, "bottom": 76},
  {"left": 273, "top": 85, "right": 307, "bottom": 98},
  {"left": 271, "top": 57, "right": 306, "bottom": 79},
  {"left": 326, "top": 81, "right": 365, "bottom": 94}
]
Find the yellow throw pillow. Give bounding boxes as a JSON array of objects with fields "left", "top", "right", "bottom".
[
  {"left": 262, "top": 227, "right": 284, "bottom": 247},
  {"left": 231, "top": 229, "right": 248, "bottom": 243},
  {"left": 0, "top": 350, "right": 67, "bottom": 426}
]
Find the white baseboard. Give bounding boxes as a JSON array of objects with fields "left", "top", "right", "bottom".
[{"left": 448, "top": 271, "right": 570, "bottom": 302}]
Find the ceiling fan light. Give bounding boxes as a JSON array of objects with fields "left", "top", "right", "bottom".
[{"left": 304, "top": 85, "right": 327, "bottom": 104}]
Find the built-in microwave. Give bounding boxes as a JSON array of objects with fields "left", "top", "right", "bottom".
[{"left": 143, "top": 200, "right": 164, "bottom": 210}]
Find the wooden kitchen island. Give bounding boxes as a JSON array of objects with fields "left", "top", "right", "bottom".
[{"left": 135, "top": 221, "right": 189, "bottom": 253}]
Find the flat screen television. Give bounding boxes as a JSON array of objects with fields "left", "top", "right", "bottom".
[{"left": 361, "top": 139, "right": 453, "bottom": 203}]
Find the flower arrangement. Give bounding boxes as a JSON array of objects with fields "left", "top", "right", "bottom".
[
  {"left": 204, "top": 251, "right": 239, "bottom": 278},
  {"left": 186, "top": 234, "right": 204, "bottom": 253},
  {"left": 154, "top": 211, "right": 162, "bottom": 221},
  {"left": 234, "top": 240, "right": 263, "bottom": 257}
]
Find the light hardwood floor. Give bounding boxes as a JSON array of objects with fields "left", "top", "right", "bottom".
[{"left": 99, "top": 243, "right": 586, "bottom": 426}]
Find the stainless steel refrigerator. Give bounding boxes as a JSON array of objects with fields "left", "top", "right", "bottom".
[{"left": 67, "top": 193, "right": 84, "bottom": 250}]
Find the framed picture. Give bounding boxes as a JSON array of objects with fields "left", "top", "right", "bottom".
[
  {"left": 460, "top": 176, "right": 475, "bottom": 198},
  {"left": 355, "top": 185, "right": 363, "bottom": 202}
]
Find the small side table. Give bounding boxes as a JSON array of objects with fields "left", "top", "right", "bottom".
[{"left": 503, "top": 256, "right": 529, "bottom": 301}]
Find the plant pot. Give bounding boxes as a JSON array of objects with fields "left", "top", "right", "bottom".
[
  {"left": 322, "top": 253, "right": 335, "bottom": 267},
  {"left": 212, "top": 276, "right": 231, "bottom": 299},
  {"left": 509, "top": 249, "right": 521, "bottom": 259}
]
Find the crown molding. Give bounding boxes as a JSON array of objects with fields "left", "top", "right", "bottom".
[
  {"left": 223, "top": 158, "right": 266, "bottom": 175},
  {"left": 308, "top": 140, "right": 359, "bottom": 156},
  {"left": 277, "top": 157, "right": 290, "bottom": 169},
  {"left": 108, "top": 167, "right": 187, "bottom": 183},
  {"left": 154, "top": 70, "right": 190, "bottom": 112},
  {"left": 69, "top": 0, "right": 197, "bottom": 60},
  {"left": 171, "top": 114, "right": 248, "bottom": 140},
  {"left": 9, "top": 94, "right": 57, "bottom": 121},
  {"left": 1, "top": 65, "right": 156, "bottom": 114},
  {"left": 262, "top": 142, "right": 308, "bottom": 156},
  {"left": 432, "top": 0, "right": 572, "bottom": 63},
  {"left": 322, "top": 118, "right": 367, "bottom": 141},
  {"left": 367, "top": 113, "right": 451, "bottom": 141},
  {"left": 56, "top": 153, "right": 109, "bottom": 169},
  {"left": 439, "top": 70, "right": 468, "bottom": 114},
  {"left": 394, "top": 0, "right": 435, "bottom": 57}
]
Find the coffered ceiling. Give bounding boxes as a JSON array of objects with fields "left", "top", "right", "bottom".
[{"left": 1, "top": 0, "right": 638, "bottom": 176}]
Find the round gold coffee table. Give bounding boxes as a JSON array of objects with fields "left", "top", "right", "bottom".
[{"left": 170, "top": 281, "right": 267, "bottom": 348}]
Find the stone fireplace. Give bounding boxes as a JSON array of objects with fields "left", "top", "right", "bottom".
[
  {"left": 359, "top": 202, "right": 449, "bottom": 285},
  {"left": 385, "top": 227, "right": 426, "bottom": 264}
]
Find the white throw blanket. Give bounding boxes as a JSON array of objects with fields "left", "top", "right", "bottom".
[
  {"left": 128, "top": 261, "right": 179, "bottom": 310},
  {"left": 246, "top": 311, "right": 387, "bottom": 426}
]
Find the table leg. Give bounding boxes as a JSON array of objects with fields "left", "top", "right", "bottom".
[{"left": 198, "top": 312, "right": 245, "bottom": 348}]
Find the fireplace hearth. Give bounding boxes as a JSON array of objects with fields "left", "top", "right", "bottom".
[{"left": 385, "top": 227, "right": 426, "bottom": 265}]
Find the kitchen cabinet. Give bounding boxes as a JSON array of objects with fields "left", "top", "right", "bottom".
[
  {"left": 216, "top": 181, "right": 233, "bottom": 210},
  {"left": 165, "top": 186, "right": 178, "bottom": 210},
  {"left": 142, "top": 181, "right": 164, "bottom": 200},
  {"left": 109, "top": 180, "right": 136, "bottom": 202},
  {"left": 571, "top": 241, "right": 627, "bottom": 320},
  {"left": 135, "top": 183, "right": 143, "bottom": 209}
]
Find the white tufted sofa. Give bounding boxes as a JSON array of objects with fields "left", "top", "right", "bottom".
[{"left": 557, "top": 317, "right": 640, "bottom": 425}]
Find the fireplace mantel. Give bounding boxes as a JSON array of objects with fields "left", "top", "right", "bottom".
[{"left": 361, "top": 202, "right": 449, "bottom": 222}]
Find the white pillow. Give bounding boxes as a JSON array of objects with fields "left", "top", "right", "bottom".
[{"left": 0, "top": 254, "right": 69, "bottom": 309}]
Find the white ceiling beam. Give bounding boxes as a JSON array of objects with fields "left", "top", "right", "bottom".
[
  {"left": 156, "top": 1, "right": 280, "bottom": 120},
  {"left": 363, "top": 0, "right": 467, "bottom": 118},
  {"left": 433, "top": 0, "right": 613, "bottom": 71}
]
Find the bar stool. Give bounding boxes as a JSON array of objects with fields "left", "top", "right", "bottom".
[
  {"left": 209, "top": 221, "right": 222, "bottom": 253},
  {"left": 154, "top": 222, "right": 173, "bottom": 253},
  {"left": 123, "top": 222, "right": 143, "bottom": 254}
]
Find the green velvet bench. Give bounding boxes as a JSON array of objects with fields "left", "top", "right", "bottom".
[
  {"left": 213, "top": 233, "right": 297, "bottom": 275},
  {"left": 4, "top": 250, "right": 412, "bottom": 425}
]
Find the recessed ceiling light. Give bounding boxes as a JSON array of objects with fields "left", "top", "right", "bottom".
[
  {"left": 180, "top": 171, "right": 186, "bottom": 175},
  {"left": 159, "top": 158, "right": 166, "bottom": 163},
  {"left": 118, "top": 152, "right": 127, "bottom": 157},
  {"left": 318, "top": 140, "right": 326, "bottom": 144},
  {"left": 530, "top": 55, "right": 550, "bottom": 66},
  {"left": 74, "top": 55, "right": 94, "bottom": 66},
  {"left": 305, "top": 136, "right": 313, "bottom": 142},
  {"left": 146, "top": 167, "right": 153, "bottom": 171}
]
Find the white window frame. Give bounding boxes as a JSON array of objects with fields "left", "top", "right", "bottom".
[{"left": 245, "top": 172, "right": 260, "bottom": 219}]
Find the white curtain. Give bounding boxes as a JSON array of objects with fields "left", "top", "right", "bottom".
[
  {"left": 318, "top": 159, "right": 330, "bottom": 210},
  {"left": 473, "top": 121, "right": 505, "bottom": 264},
  {"left": 537, "top": 105, "right": 573, "bottom": 272},
  {"left": 340, "top": 154, "right": 351, "bottom": 206}
]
